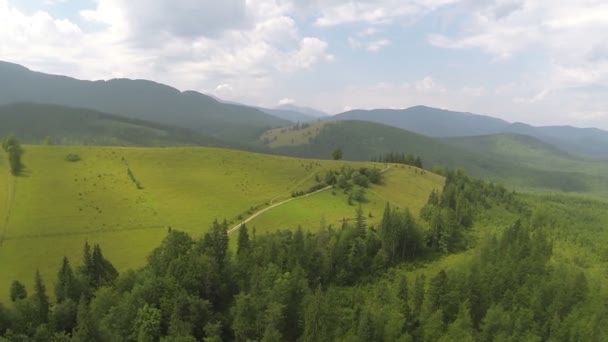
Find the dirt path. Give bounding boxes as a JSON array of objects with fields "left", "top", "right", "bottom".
[{"left": 228, "top": 164, "right": 391, "bottom": 234}]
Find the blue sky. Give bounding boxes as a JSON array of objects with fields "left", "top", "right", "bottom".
[{"left": 1, "top": 0, "right": 607, "bottom": 128}]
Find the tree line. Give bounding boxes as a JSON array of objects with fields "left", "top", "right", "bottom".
[{"left": 372, "top": 152, "right": 423, "bottom": 169}]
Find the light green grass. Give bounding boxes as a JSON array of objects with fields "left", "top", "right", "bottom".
[
  {"left": 246, "top": 165, "right": 444, "bottom": 234},
  {"left": 0, "top": 145, "right": 441, "bottom": 302}
]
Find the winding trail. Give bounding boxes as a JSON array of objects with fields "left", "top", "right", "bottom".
[{"left": 228, "top": 164, "right": 391, "bottom": 234}]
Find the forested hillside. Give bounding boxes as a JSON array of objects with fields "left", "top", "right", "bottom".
[
  {"left": 1, "top": 170, "right": 604, "bottom": 341},
  {"left": 0, "top": 103, "right": 226, "bottom": 147}
]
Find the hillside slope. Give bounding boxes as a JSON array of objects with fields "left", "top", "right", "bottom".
[
  {"left": 331, "top": 105, "right": 608, "bottom": 159},
  {"left": 0, "top": 61, "right": 289, "bottom": 145},
  {"left": 0, "top": 145, "right": 442, "bottom": 302},
  {"left": 0, "top": 103, "right": 227, "bottom": 147},
  {"left": 264, "top": 121, "right": 608, "bottom": 195}
]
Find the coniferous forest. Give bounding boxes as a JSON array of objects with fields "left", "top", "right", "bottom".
[{"left": 0, "top": 171, "right": 603, "bottom": 342}]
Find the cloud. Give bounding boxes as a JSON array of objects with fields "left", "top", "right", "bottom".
[
  {"left": 348, "top": 36, "right": 391, "bottom": 52},
  {"left": 82, "top": 0, "right": 251, "bottom": 40},
  {"left": 214, "top": 84, "right": 234, "bottom": 92},
  {"left": 415, "top": 76, "right": 445, "bottom": 92},
  {"left": 311, "top": 0, "right": 458, "bottom": 27},
  {"left": 278, "top": 98, "right": 295, "bottom": 105}
]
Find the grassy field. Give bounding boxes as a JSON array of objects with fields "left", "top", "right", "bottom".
[
  {"left": 246, "top": 165, "right": 443, "bottom": 234},
  {"left": 0, "top": 145, "right": 442, "bottom": 302}
]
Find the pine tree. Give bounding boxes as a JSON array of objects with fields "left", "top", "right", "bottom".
[
  {"left": 33, "top": 270, "right": 50, "bottom": 324},
  {"left": 237, "top": 224, "right": 250, "bottom": 256},
  {"left": 355, "top": 204, "right": 366, "bottom": 235},
  {"left": 56, "top": 257, "right": 78, "bottom": 303},
  {"left": 428, "top": 270, "right": 449, "bottom": 314},
  {"left": 72, "top": 296, "right": 98, "bottom": 342},
  {"left": 397, "top": 275, "right": 412, "bottom": 321},
  {"left": 10, "top": 280, "right": 27, "bottom": 302},
  {"left": 413, "top": 275, "right": 426, "bottom": 315}
]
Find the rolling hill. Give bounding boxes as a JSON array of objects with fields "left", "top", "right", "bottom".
[
  {"left": 262, "top": 121, "right": 608, "bottom": 196},
  {"left": 0, "top": 102, "right": 227, "bottom": 147},
  {"left": 0, "top": 61, "right": 289, "bottom": 145},
  {"left": 0, "top": 145, "right": 442, "bottom": 302},
  {"left": 331, "top": 106, "right": 608, "bottom": 159}
]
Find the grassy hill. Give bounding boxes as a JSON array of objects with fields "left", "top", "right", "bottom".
[
  {"left": 0, "top": 103, "right": 227, "bottom": 147},
  {"left": 330, "top": 105, "right": 608, "bottom": 159},
  {"left": 263, "top": 121, "right": 608, "bottom": 196},
  {"left": 0, "top": 61, "right": 289, "bottom": 145},
  {"left": 0, "top": 145, "right": 443, "bottom": 302}
]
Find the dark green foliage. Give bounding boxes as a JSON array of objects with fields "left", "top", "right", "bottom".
[
  {"left": 79, "top": 242, "right": 118, "bottom": 295},
  {"left": 332, "top": 148, "right": 343, "bottom": 160},
  {"left": 72, "top": 296, "right": 99, "bottom": 342},
  {"left": 0, "top": 304, "right": 11, "bottom": 335},
  {"left": 2, "top": 135, "right": 24, "bottom": 175},
  {"left": 373, "top": 152, "right": 423, "bottom": 168},
  {"left": 379, "top": 203, "right": 425, "bottom": 264},
  {"left": 32, "top": 271, "right": 49, "bottom": 324},
  {"left": 10, "top": 281, "right": 27, "bottom": 302},
  {"left": 55, "top": 257, "right": 79, "bottom": 303},
  {"left": 64, "top": 154, "right": 81, "bottom": 162}
]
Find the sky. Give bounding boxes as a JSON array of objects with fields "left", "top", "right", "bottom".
[{"left": 1, "top": 0, "right": 607, "bottom": 128}]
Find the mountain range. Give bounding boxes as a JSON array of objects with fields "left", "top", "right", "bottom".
[
  {"left": 2, "top": 60, "right": 608, "bottom": 196},
  {"left": 0, "top": 61, "right": 288, "bottom": 145},
  {"left": 331, "top": 106, "right": 608, "bottom": 159}
]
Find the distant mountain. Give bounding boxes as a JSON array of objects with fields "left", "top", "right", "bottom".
[
  {"left": 263, "top": 121, "right": 608, "bottom": 194},
  {"left": 331, "top": 105, "right": 608, "bottom": 159},
  {"left": 276, "top": 104, "right": 329, "bottom": 118},
  {"left": 0, "top": 103, "right": 227, "bottom": 147},
  {"left": 0, "top": 61, "right": 289, "bottom": 145},
  {"left": 331, "top": 106, "right": 509, "bottom": 137},
  {"left": 259, "top": 108, "right": 320, "bottom": 123}
]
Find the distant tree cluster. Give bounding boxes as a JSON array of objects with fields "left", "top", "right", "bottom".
[
  {"left": 324, "top": 166, "right": 382, "bottom": 204},
  {"left": 373, "top": 152, "right": 423, "bottom": 168},
  {"left": 2, "top": 135, "right": 24, "bottom": 175}
]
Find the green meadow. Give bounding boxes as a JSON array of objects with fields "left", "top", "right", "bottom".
[{"left": 0, "top": 145, "right": 443, "bottom": 302}]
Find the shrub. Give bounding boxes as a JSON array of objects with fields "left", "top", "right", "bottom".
[{"left": 65, "top": 154, "right": 81, "bottom": 162}]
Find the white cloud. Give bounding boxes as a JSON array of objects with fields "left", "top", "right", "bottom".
[
  {"left": 278, "top": 98, "right": 295, "bottom": 105},
  {"left": 312, "top": 0, "right": 458, "bottom": 27},
  {"left": 348, "top": 36, "right": 391, "bottom": 52},
  {"left": 214, "top": 84, "right": 234, "bottom": 92},
  {"left": 415, "top": 76, "right": 445, "bottom": 92}
]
